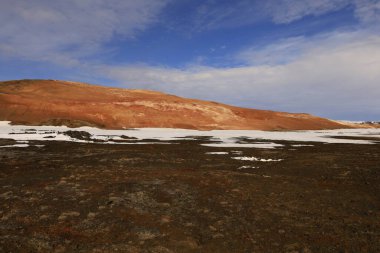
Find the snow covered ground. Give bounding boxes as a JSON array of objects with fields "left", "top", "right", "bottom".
[{"left": 1, "top": 121, "right": 379, "bottom": 148}]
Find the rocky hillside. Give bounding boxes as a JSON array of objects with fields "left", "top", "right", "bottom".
[{"left": 0, "top": 79, "right": 347, "bottom": 130}]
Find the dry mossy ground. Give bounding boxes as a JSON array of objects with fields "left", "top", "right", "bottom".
[{"left": 0, "top": 137, "right": 379, "bottom": 252}]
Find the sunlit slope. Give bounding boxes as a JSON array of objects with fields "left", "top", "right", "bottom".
[{"left": 0, "top": 79, "right": 346, "bottom": 130}]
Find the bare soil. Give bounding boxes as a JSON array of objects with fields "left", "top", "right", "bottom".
[{"left": 0, "top": 138, "right": 379, "bottom": 252}]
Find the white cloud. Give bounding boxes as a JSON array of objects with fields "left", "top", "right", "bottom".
[
  {"left": 0, "top": 0, "right": 169, "bottom": 65},
  {"left": 188, "top": 0, "right": 379, "bottom": 30},
  {"left": 266, "top": 0, "right": 380, "bottom": 24},
  {"left": 354, "top": 0, "right": 380, "bottom": 24},
  {"left": 235, "top": 30, "right": 380, "bottom": 65},
  {"left": 105, "top": 31, "right": 380, "bottom": 120},
  {"left": 236, "top": 36, "right": 309, "bottom": 65},
  {"left": 266, "top": 0, "right": 350, "bottom": 24},
  {"left": 190, "top": 0, "right": 261, "bottom": 31}
]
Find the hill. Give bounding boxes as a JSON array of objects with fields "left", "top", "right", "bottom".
[{"left": 0, "top": 79, "right": 347, "bottom": 130}]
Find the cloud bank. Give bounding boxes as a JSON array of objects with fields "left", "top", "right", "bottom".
[
  {"left": 186, "top": 0, "right": 379, "bottom": 31},
  {"left": 105, "top": 30, "right": 380, "bottom": 120},
  {"left": 0, "top": 0, "right": 169, "bottom": 65}
]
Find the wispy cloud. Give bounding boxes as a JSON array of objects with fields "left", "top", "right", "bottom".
[
  {"left": 0, "top": 0, "right": 169, "bottom": 65},
  {"left": 184, "top": 0, "right": 379, "bottom": 31},
  {"left": 189, "top": 0, "right": 262, "bottom": 31},
  {"left": 265, "top": 0, "right": 350, "bottom": 24},
  {"left": 234, "top": 30, "right": 380, "bottom": 65},
  {"left": 354, "top": 0, "right": 380, "bottom": 24}
]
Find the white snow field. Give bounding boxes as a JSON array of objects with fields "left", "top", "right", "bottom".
[{"left": 0, "top": 121, "right": 379, "bottom": 148}]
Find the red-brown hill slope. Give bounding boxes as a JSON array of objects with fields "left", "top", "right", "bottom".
[{"left": 0, "top": 79, "right": 346, "bottom": 130}]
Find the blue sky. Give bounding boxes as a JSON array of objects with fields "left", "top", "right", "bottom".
[{"left": 0, "top": 0, "right": 379, "bottom": 120}]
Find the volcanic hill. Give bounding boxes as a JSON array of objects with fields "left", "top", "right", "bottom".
[{"left": 0, "top": 79, "right": 347, "bottom": 130}]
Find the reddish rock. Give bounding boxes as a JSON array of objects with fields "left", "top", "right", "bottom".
[{"left": 0, "top": 79, "right": 346, "bottom": 130}]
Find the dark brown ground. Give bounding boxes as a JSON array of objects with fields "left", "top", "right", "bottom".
[{"left": 0, "top": 137, "right": 379, "bottom": 253}]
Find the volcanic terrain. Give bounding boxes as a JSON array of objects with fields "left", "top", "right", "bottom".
[{"left": 0, "top": 79, "right": 346, "bottom": 130}]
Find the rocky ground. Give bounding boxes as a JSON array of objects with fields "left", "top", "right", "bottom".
[{"left": 0, "top": 137, "right": 379, "bottom": 252}]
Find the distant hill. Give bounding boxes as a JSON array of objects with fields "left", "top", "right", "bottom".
[{"left": 0, "top": 79, "right": 348, "bottom": 130}]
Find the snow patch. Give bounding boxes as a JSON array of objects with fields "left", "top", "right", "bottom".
[
  {"left": 206, "top": 152, "right": 229, "bottom": 155},
  {"left": 237, "top": 165, "right": 257, "bottom": 170},
  {"left": 202, "top": 143, "right": 283, "bottom": 149},
  {"left": 232, "top": 157, "right": 283, "bottom": 162},
  {"left": 0, "top": 144, "right": 30, "bottom": 148}
]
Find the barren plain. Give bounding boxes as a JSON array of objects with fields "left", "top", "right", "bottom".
[{"left": 1, "top": 126, "right": 379, "bottom": 253}]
